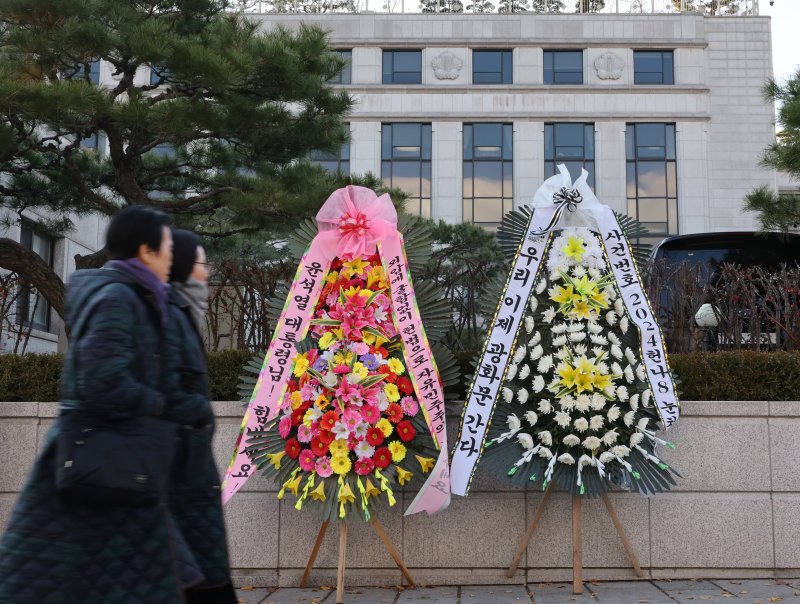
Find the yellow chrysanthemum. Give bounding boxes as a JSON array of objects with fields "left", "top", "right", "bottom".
[
  {"left": 388, "top": 441, "right": 407, "bottom": 462},
  {"left": 314, "top": 394, "right": 330, "bottom": 410},
  {"left": 333, "top": 350, "right": 354, "bottom": 366},
  {"left": 377, "top": 418, "right": 393, "bottom": 437},
  {"left": 318, "top": 332, "right": 336, "bottom": 350},
  {"left": 292, "top": 355, "right": 310, "bottom": 378},
  {"left": 561, "top": 236, "right": 586, "bottom": 261},
  {"left": 351, "top": 362, "right": 369, "bottom": 381},
  {"left": 325, "top": 270, "right": 340, "bottom": 284},
  {"left": 384, "top": 383, "right": 401, "bottom": 402},
  {"left": 341, "top": 257, "right": 371, "bottom": 278},
  {"left": 387, "top": 358, "right": 405, "bottom": 375},
  {"left": 331, "top": 455, "right": 352, "bottom": 476},
  {"left": 329, "top": 439, "right": 349, "bottom": 457}
]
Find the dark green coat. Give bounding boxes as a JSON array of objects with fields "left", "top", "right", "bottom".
[
  {"left": 0, "top": 267, "right": 190, "bottom": 604},
  {"left": 163, "top": 287, "right": 234, "bottom": 593}
]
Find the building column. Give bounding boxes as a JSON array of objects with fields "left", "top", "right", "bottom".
[
  {"left": 595, "top": 121, "right": 627, "bottom": 214},
  {"left": 349, "top": 121, "right": 381, "bottom": 178},
  {"left": 514, "top": 120, "right": 544, "bottom": 210},
  {"left": 432, "top": 121, "right": 462, "bottom": 224},
  {"left": 676, "top": 121, "right": 710, "bottom": 234}
]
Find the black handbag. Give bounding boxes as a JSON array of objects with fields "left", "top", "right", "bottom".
[{"left": 55, "top": 412, "right": 178, "bottom": 507}]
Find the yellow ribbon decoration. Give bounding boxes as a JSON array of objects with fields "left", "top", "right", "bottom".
[
  {"left": 267, "top": 451, "right": 285, "bottom": 470},
  {"left": 356, "top": 477, "right": 371, "bottom": 521},
  {"left": 294, "top": 474, "right": 316, "bottom": 511},
  {"left": 309, "top": 481, "right": 326, "bottom": 502},
  {"left": 364, "top": 478, "right": 381, "bottom": 500},
  {"left": 416, "top": 455, "right": 435, "bottom": 473},
  {"left": 374, "top": 469, "right": 397, "bottom": 507},
  {"left": 338, "top": 477, "right": 355, "bottom": 518},
  {"left": 395, "top": 466, "right": 413, "bottom": 486}
]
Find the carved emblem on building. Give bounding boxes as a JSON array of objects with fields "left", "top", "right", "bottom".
[
  {"left": 431, "top": 51, "right": 463, "bottom": 80},
  {"left": 593, "top": 52, "right": 625, "bottom": 80}
]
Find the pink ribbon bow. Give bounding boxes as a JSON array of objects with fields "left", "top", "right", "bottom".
[{"left": 315, "top": 185, "right": 397, "bottom": 261}]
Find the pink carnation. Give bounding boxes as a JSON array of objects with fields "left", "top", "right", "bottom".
[
  {"left": 361, "top": 404, "right": 380, "bottom": 424},
  {"left": 400, "top": 396, "right": 419, "bottom": 417},
  {"left": 278, "top": 415, "right": 292, "bottom": 439},
  {"left": 298, "top": 449, "right": 315, "bottom": 472},
  {"left": 315, "top": 456, "right": 333, "bottom": 478},
  {"left": 297, "top": 424, "right": 314, "bottom": 443}
]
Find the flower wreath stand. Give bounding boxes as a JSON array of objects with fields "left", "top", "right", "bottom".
[
  {"left": 221, "top": 186, "right": 458, "bottom": 603},
  {"left": 449, "top": 165, "right": 681, "bottom": 595}
]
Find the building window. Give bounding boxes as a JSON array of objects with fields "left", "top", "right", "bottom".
[
  {"left": 626, "top": 123, "right": 678, "bottom": 244},
  {"left": 472, "top": 50, "right": 512, "bottom": 84},
  {"left": 382, "top": 50, "right": 422, "bottom": 85},
  {"left": 381, "top": 123, "right": 432, "bottom": 218},
  {"left": 73, "top": 59, "right": 101, "bottom": 84},
  {"left": 17, "top": 225, "right": 54, "bottom": 332},
  {"left": 149, "top": 65, "right": 170, "bottom": 86},
  {"left": 633, "top": 50, "right": 674, "bottom": 85},
  {"left": 463, "top": 123, "right": 513, "bottom": 229},
  {"left": 330, "top": 50, "right": 352, "bottom": 85},
  {"left": 544, "top": 123, "right": 595, "bottom": 189},
  {"left": 311, "top": 133, "right": 350, "bottom": 176},
  {"left": 543, "top": 50, "right": 583, "bottom": 85}
]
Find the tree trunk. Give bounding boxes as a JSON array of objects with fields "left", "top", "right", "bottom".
[
  {"left": 0, "top": 237, "right": 65, "bottom": 319},
  {"left": 74, "top": 248, "right": 108, "bottom": 270}
]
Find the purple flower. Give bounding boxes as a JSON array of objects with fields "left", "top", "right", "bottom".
[
  {"left": 360, "top": 353, "right": 379, "bottom": 370},
  {"left": 312, "top": 357, "right": 329, "bottom": 371}
]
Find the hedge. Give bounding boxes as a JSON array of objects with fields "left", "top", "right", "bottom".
[{"left": 1, "top": 350, "right": 799, "bottom": 403}]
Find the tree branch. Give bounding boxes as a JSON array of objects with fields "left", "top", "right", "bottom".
[{"left": 0, "top": 237, "right": 65, "bottom": 319}]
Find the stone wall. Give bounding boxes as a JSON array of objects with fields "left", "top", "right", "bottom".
[{"left": 1, "top": 401, "right": 798, "bottom": 586}]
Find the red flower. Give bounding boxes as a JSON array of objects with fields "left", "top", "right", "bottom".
[
  {"left": 318, "top": 430, "right": 336, "bottom": 446},
  {"left": 287, "top": 379, "right": 299, "bottom": 392},
  {"left": 290, "top": 408, "right": 305, "bottom": 427},
  {"left": 396, "top": 420, "right": 417, "bottom": 443},
  {"left": 386, "top": 403, "right": 404, "bottom": 424},
  {"left": 354, "top": 458, "right": 375, "bottom": 476},
  {"left": 396, "top": 376, "right": 414, "bottom": 396},
  {"left": 319, "top": 410, "right": 339, "bottom": 432},
  {"left": 310, "top": 436, "right": 330, "bottom": 457},
  {"left": 373, "top": 447, "right": 392, "bottom": 469},
  {"left": 377, "top": 365, "right": 398, "bottom": 384},
  {"left": 284, "top": 438, "right": 302, "bottom": 459},
  {"left": 366, "top": 427, "right": 385, "bottom": 447}
]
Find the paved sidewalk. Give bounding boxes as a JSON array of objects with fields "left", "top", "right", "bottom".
[{"left": 236, "top": 579, "right": 800, "bottom": 604}]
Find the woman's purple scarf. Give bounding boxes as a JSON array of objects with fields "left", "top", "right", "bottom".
[{"left": 107, "top": 258, "right": 170, "bottom": 325}]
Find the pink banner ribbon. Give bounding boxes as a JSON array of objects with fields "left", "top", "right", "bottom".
[{"left": 222, "top": 186, "right": 451, "bottom": 514}]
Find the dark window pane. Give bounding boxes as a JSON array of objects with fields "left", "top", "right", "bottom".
[
  {"left": 383, "top": 51, "right": 422, "bottom": 84},
  {"left": 553, "top": 51, "right": 582, "bottom": 71},
  {"left": 544, "top": 51, "right": 583, "bottom": 85},
  {"left": 463, "top": 125, "right": 473, "bottom": 159},
  {"left": 544, "top": 125, "right": 554, "bottom": 158},
  {"left": 555, "top": 123, "right": 584, "bottom": 147},
  {"left": 634, "top": 50, "right": 674, "bottom": 85},
  {"left": 584, "top": 125, "right": 595, "bottom": 158},
  {"left": 663, "top": 52, "right": 674, "bottom": 84},
  {"left": 503, "top": 124, "right": 513, "bottom": 159},
  {"left": 545, "top": 122, "right": 594, "bottom": 188},
  {"left": 383, "top": 122, "right": 431, "bottom": 217},
  {"left": 381, "top": 125, "right": 392, "bottom": 159},
  {"left": 473, "top": 51, "right": 501, "bottom": 73},
  {"left": 666, "top": 125, "right": 676, "bottom": 159},
  {"left": 393, "top": 162, "right": 422, "bottom": 196},
  {"left": 464, "top": 163, "right": 473, "bottom": 197},
  {"left": 422, "top": 124, "right": 432, "bottom": 159},
  {"left": 330, "top": 50, "right": 352, "bottom": 84},
  {"left": 502, "top": 51, "right": 512, "bottom": 84},
  {"left": 394, "top": 51, "right": 421, "bottom": 73}
]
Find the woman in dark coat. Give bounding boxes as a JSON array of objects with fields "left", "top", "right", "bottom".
[
  {"left": 163, "top": 229, "right": 237, "bottom": 604},
  {"left": 0, "top": 206, "right": 197, "bottom": 604}
]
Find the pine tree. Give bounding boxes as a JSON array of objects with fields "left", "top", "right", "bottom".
[
  {"left": 530, "top": 0, "right": 564, "bottom": 12},
  {"left": 670, "top": 0, "right": 741, "bottom": 14},
  {"left": 0, "top": 0, "right": 352, "bottom": 318},
  {"left": 497, "top": 0, "right": 530, "bottom": 13},
  {"left": 744, "top": 68, "right": 800, "bottom": 233},
  {"left": 420, "top": 0, "right": 464, "bottom": 12},
  {"left": 575, "top": 0, "right": 605, "bottom": 11}
]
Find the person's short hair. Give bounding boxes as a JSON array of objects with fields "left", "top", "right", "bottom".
[
  {"left": 170, "top": 228, "right": 201, "bottom": 284},
  {"left": 106, "top": 206, "right": 169, "bottom": 260}
]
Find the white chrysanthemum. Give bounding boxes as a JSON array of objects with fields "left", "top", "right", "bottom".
[
  {"left": 591, "top": 393, "right": 607, "bottom": 411},
  {"left": 551, "top": 323, "right": 567, "bottom": 334},
  {"left": 588, "top": 321, "right": 603, "bottom": 334},
  {"left": 536, "top": 279, "right": 547, "bottom": 295},
  {"left": 629, "top": 394, "right": 639, "bottom": 411},
  {"left": 548, "top": 378, "right": 562, "bottom": 394},
  {"left": 542, "top": 308, "right": 557, "bottom": 323},
  {"left": 524, "top": 410, "right": 537, "bottom": 426},
  {"left": 518, "top": 364, "right": 530, "bottom": 380},
  {"left": 518, "top": 432, "right": 535, "bottom": 450},
  {"left": 612, "top": 445, "right": 631, "bottom": 458},
  {"left": 603, "top": 385, "right": 616, "bottom": 398},
  {"left": 611, "top": 345, "right": 623, "bottom": 359},
  {"left": 624, "top": 365, "right": 635, "bottom": 383},
  {"left": 559, "top": 396, "right": 576, "bottom": 411},
  {"left": 530, "top": 344, "right": 544, "bottom": 361},
  {"left": 620, "top": 317, "right": 629, "bottom": 334},
  {"left": 377, "top": 391, "right": 390, "bottom": 411},
  {"left": 555, "top": 411, "right": 571, "bottom": 427},
  {"left": 539, "top": 447, "right": 553, "bottom": 459},
  {"left": 589, "top": 415, "right": 605, "bottom": 430},
  {"left": 529, "top": 297, "right": 538, "bottom": 312},
  {"left": 552, "top": 335, "right": 567, "bottom": 347},
  {"left": 563, "top": 434, "right": 581, "bottom": 447},
  {"left": 602, "top": 429, "right": 619, "bottom": 445},
  {"left": 588, "top": 265, "right": 602, "bottom": 278},
  {"left": 513, "top": 346, "right": 527, "bottom": 364},
  {"left": 573, "top": 343, "right": 587, "bottom": 356},
  {"left": 623, "top": 411, "right": 636, "bottom": 427},
  {"left": 611, "top": 362, "right": 623, "bottom": 376},
  {"left": 524, "top": 316, "right": 535, "bottom": 334},
  {"left": 642, "top": 389, "right": 653, "bottom": 406},
  {"left": 630, "top": 432, "right": 645, "bottom": 446},
  {"left": 558, "top": 453, "right": 576, "bottom": 465},
  {"left": 625, "top": 347, "right": 637, "bottom": 365},
  {"left": 607, "top": 405, "right": 621, "bottom": 422},
  {"left": 518, "top": 388, "right": 530, "bottom": 404},
  {"left": 505, "top": 363, "right": 518, "bottom": 381},
  {"left": 614, "top": 298, "right": 625, "bottom": 315},
  {"left": 636, "top": 364, "right": 646, "bottom": 381},
  {"left": 572, "top": 265, "right": 587, "bottom": 278},
  {"left": 592, "top": 346, "right": 605, "bottom": 358},
  {"left": 616, "top": 385, "right": 630, "bottom": 402},
  {"left": 532, "top": 375, "right": 545, "bottom": 393},
  {"left": 573, "top": 417, "right": 589, "bottom": 432},
  {"left": 537, "top": 355, "right": 554, "bottom": 374},
  {"left": 507, "top": 413, "right": 521, "bottom": 430},
  {"left": 579, "top": 454, "right": 594, "bottom": 468},
  {"left": 530, "top": 332, "right": 542, "bottom": 347},
  {"left": 608, "top": 332, "right": 621, "bottom": 346},
  {"left": 583, "top": 436, "right": 602, "bottom": 451},
  {"left": 538, "top": 431, "right": 553, "bottom": 447},
  {"left": 555, "top": 348, "right": 570, "bottom": 361},
  {"left": 575, "top": 395, "right": 591, "bottom": 413},
  {"left": 355, "top": 440, "right": 376, "bottom": 459},
  {"left": 567, "top": 322, "right": 583, "bottom": 333},
  {"left": 597, "top": 361, "right": 609, "bottom": 374},
  {"left": 590, "top": 334, "right": 609, "bottom": 346},
  {"left": 637, "top": 417, "right": 650, "bottom": 431},
  {"left": 599, "top": 451, "right": 615, "bottom": 464},
  {"left": 503, "top": 388, "right": 514, "bottom": 403},
  {"left": 538, "top": 399, "right": 553, "bottom": 414},
  {"left": 606, "top": 311, "right": 617, "bottom": 326},
  {"left": 569, "top": 332, "right": 586, "bottom": 343}
]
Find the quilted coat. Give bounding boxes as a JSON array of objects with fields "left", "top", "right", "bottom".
[
  {"left": 0, "top": 266, "right": 196, "bottom": 604},
  {"left": 163, "top": 287, "right": 236, "bottom": 602}
]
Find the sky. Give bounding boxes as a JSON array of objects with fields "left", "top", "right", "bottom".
[{"left": 759, "top": 0, "right": 799, "bottom": 83}]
